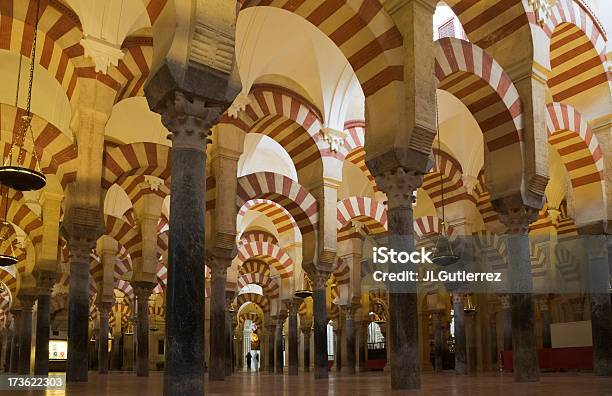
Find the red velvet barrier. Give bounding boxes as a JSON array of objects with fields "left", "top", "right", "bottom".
[
  {"left": 365, "top": 359, "right": 386, "bottom": 370},
  {"left": 501, "top": 347, "right": 593, "bottom": 370}
]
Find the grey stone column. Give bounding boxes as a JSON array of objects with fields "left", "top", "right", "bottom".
[
  {"left": 537, "top": 296, "right": 551, "bottom": 348},
  {"left": 358, "top": 321, "right": 366, "bottom": 372},
  {"left": 18, "top": 297, "right": 36, "bottom": 375},
  {"left": 209, "top": 263, "right": 228, "bottom": 381},
  {"left": 374, "top": 168, "right": 421, "bottom": 389},
  {"left": 453, "top": 294, "right": 466, "bottom": 374},
  {"left": 266, "top": 324, "right": 275, "bottom": 372},
  {"left": 334, "top": 327, "right": 342, "bottom": 372},
  {"left": 1, "top": 322, "right": 11, "bottom": 373},
  {"left": 465, "top": 309, "right": 477, "bottom": 374},
  {"left": 431, "top": 311, "right": 444, "bottom": 372},
  {"left": 582, "top": 232, "right": 612, "bottom": 376},
  {"left": 225, "top": 295, "right": 235, "bottom": 377},
  {"left": 500, "top": 295, "right": 512, "bottom": 351},
  {"left": 342, "top": 306, "right": 356, "bottom": 374},
  {"left": 34, "top": 274, "right": 54, "bottom": 375},
  {"left": 498, "top": 207, "right": 540, "bottom": 382},
  {"left": 302, "top": 327, "right": 311, "bottom": 372},
  {"left": 9, "top": 310, "right": 21, "bottom": 373},
  {"left": 311, "top": 271, "right": 331, "bottom": 379},
  {"left": 133, "top": 282, "right": 154, "bottom": 377},
  {"left": 97, "top": 302, "right": 112, "bottom": 374},
  {"left": 66, "top": 240, "right": 93, "bottom": 382},
  {"left": 274, "top": 314, "right": 285, "bottom": 374},
  {"left": 489, "top": 313, "right": 498, "bottom": 367},
  {"left": 287, "top": 301, "right": 299, "bottom": 375}
]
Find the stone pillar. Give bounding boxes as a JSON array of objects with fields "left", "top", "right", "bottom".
[
  {"left": 498, "top": 207, "right": 540, "bottom": 382},
  {"left": 1, "top": 319, "right": 12, "bottom": 373},
  {"left": 34, "top": 272, "right": 55, "bottom": 375},
  {"left": 500, "top": 295, "right": 512, "bottom": 351},
  {"left": 97, "top": 302, "right": 113, "bottom": 374},
  {"left": 341, "top": 306, "right": 356, "bottom": 374},
  {"left": 66, "top": 239, "right": 93, "bottom": 382},
  {"left": 225, "top": 294, "right": 235, "bottom": 377},
  {"left": 287, "top": 301, "right": 299, "bottom": 375},
  {"left": 301, "top": 327, "right": 311, "bottom": 372},
  {"left": 357, "top": 321, "right": 367, "bottom": 372},
  {"left": 266, "top": 323, "right": 275, "bottom": 373},
  {"left": 133, "top": 282, "right": 154, "bottom": 377},
  {"left": 431, "top": 311, "right": 444, "bottom": 372},
  {"left": 581, "top": 231, "right": 612, "bottom": 376},
  {"left": 489, "top": 313, "right": 498, "bottom": 368},
  {"left": 9, "top": 310, "right": 21, "bottom": 373},
  {"left": 374, "top": 169, "right": 421, "bottom": 389},
  {"left": 274, "top": 314, "right": 285, "bottom": 374},
  {"left": 311, "top": 271, "right": 331, "bottom": 379},
  {"left": 18, "top": 297, "right": 36, "bottom": 375},
  {"left": 146, "top": 90, "right": 223, "bottom": 395},
  {"left": 453, "top": 294, "right": 466, "bottom": 375},
  {"left": 209, "top": 262, "right": 228, "bottom": 381},
  {"left": 465, "top": 309, "right": 477, "bottom": 374},
  {"left": 537, "top": 296, "right": 551, "bottom": 348}
]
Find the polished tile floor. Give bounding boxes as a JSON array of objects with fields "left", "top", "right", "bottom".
[{"left": 21, "top": 371, "right": 612, "bottom": 395}]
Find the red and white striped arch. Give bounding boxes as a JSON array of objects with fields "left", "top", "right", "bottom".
[
  {"left": 472, "top": 170, "right": 499, "bottom": 225},
  {"left": 104, "top": 215, "right": 143, "bottom": 263},
  {"left": 239, "top": 260, "right": 271, "bottom": 277},
  {"left": 546, "top": 102, "right": 603, "bottom": 189},
  {"left": 102, "top": 143, "right": 171, "bottom": 189},
  {"left": 337, "top": 196, "right": 387, "bottom": 241},
  {"left": 237, "top": 199, "right": 300, "bottom": 241},
  {"left": 239, "top": 230, "right": 278, "bottom": 245},
  {"left": 422, "top": 148, "right": 472, "bottom": 209},
  {"left": 238, "top": 1, "right": 403, "bottom": 97},
  {"left": 0, "top": 268, "right": 16, "bottom": 299},
  {"left": 542, "top": 0, "right": 609, "bottom": 103},
  {"left": 473, "top": 230, "right": 507, "bottom": 271},
  {"left": 333, "top": 257, "right": 350, "bottom": 286},
  {"left": 235, "top": 292, "right": 270, "bottom": 313},
  {"left": 237, "top": 239, "right": 294, "bottom": 279},
  {"left": 530, "top": 241, "right": 548, "bottom": 278},
  {"left": 238, "top": 311, "right": 263, "bottom": 328},
  {"left": 221, "top": 85, "right": 329, "bottom": 171},
  {"left": 342, "top": 120, "right": 377, "bottom": 191},
  {"left": 0, "top": 190, "right": 43, "bottom": 245},
  {"left": 555, "top": 245, "right": 580, "bottom": 282},
  {"left": 236, "top": 272, "right": 279, "bottom": 299},
  {"left": 413, "top": 216, "right": 456, "bottom": 248},
  {"left": 237, "top": 172, "right": 318, "bottom": 235}
]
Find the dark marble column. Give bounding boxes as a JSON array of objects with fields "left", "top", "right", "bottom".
[
  {"left": 311, "top": 271, "right": 330, "bottom": 379},
  {"left": 34, "top": 276, "right": 54, "bottom": 375},
  {"left": 2, "top": 325, "right": 12, "bottom": 373},
  {"left": 9, "top": 310, "right": 21, "bottom": 373},
  {"left": 342, "top": 306, "right": 356, "bottom": 374},
  {"left": 334, "top": 327, "right": 342, "bottom": 372},
  {"left": 133, "top": 282, "right": 154, "bottom": 377},
  {"left": 500, "top": 295, "right": 512, "bottom": 351},
  {"left": 374, "top": 169, "right": 421, "bottom": 389},
  {"left": 287, "top": 301, "right": 299, "bottom": 375},
  {"left": 274, "top": 315, "right": 285, "bottom": 374},
  {"left": 266, "top": 324, "right": 275, "bottom": 372},
  {"left": 499, "top": 207, "right": 540, "bottom": 382},
  {"left": 225, "top": 296, "right": 235, "bottom": 377},
  {"left": 465, "top": 309, "right": 477, "bottom": 374},
  {"left": 453, "top": 294, "right": 467, "bottom": 375},
  {"left": 431, "top": 311, "right": 444, "bottom": 372},
  {"left": 537, "top": 296, "right": 551, "bottom": 348},
  {"left": 209, "top": 263, "right": 228, "bottom": 381},
  {"left": 18, "top": 297, "right": 36, "bottom": 375},
  {"left": 582, "top": 232, "right": 612, "bottom": 376},
  {"left": 358, "top": 321, "right": 366, "bottom": 372},
  {"left": 301, "top": 327, "right": 311, "bottom": 372},
  {"left": 97, "top": 302, "right": 112, "bottom": 374},
  {"left": 489, "top": 314, "right": 498, "bottom": 368},
  {"left": 66, "top": 240, "right": 92, "bottom": 382}
]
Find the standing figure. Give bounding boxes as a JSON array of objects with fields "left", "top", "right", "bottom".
[{"left": 246, "top": 351, "right": 252, "bottom": 371}]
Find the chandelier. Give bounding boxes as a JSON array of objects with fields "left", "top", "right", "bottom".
[
  {"left": 0, "top": 186, "right": 18, "bottom": 267},
  {"left": 294, "top": 273, "right": 313, "bottom": 299},
  {"left": 0, "top": 0, "right": 46, "bottom": 192},
  {"left": 431, "top": 92, "right": 459, "bottom": 267}
]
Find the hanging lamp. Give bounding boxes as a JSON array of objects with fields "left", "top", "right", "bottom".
[
  {"left": 463, "top": 294, "right": 477, "bottom": 313},
  {"left": 0, "top": 0, "right": 46, "bottom": 192},
  {"left": 150, "top": 298, "right": 159, "bottom": 332},
  {"left": 431, "top": 92, "right": 459, "bottom": 267},
  {"left": 294, "top": 273, "right": 313, "bottom": 299},
  {"left": 0, "top": 186, "right": 18, "bottom": 267}
]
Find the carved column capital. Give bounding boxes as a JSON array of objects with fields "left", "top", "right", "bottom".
[
  {"left": 374, "top": 167, "right": 423, "bottom": 208},
  {"left": 309, "top": 270, "right": 331, "bottom": 291},
  {"left": 132, "top": 281, "right": 156, "bottom": 302},
  {"left": 497, "top": 206, "right": 539, "bottom": 235},
  {"left": 285, "top": 300, "right": 301, "bottom": 317},
  {"left": 33, "top": 270, "right": 57, "bottom": 295},
  {"left": 452, "top": 293, "right": 464, "bottom": 305},
  {"left": 499, "top": 294, "right": 511, "bottom": 309},
  {"left": 96, "top": 301, "right": 113, "bottom": 317},
  {"left": 341, "top": 305, "right": 357, "bottom": 320}
]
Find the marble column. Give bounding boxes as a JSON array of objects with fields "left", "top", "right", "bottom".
[
  {"left": 97, "top": 302, "right": 112, "bottom": 374},
  {"left": 311, "top": 271, "right": 331, "bottom": 379},
  {"left": 266, "top": 323, "right": 275, "bottom": 372},
  {"left": 34, "top": 273, "right": 55, "bottom": 375},
  {"left": 358, "top": 321, "right": 367, "bottom": 372},
  {"left": 225, "top": 297, "right": 235, "bottom": 377},
  {"left": 465, "top": 309, "right": 477, "bottom": 374},
  {"left": 500, "top": 295, "right": 512, "bottom": 351},
  {"left": 133, "top": 283, "right": 154, "bottom": 377},
  {"left": 334, "top": 326, "right": 342, "bottom": 372},
  {"left": 431, "top": 311, "right": 444, "bottom": 372},
  {"left": 18, "top": 297, "right": 36, "bottom": 375},
  {"left": 274, "top": 314, "right": 285, "bottom": 374},
  {"left": 1, "top": 323, "right": 11, "bottom": 373},
  {"left": 582, "top": 232, "right": 612, "bottom": 376},
  {"left": 489, "top": 314, "right": 498, "bottom": 368},
  {"left": 301, "top": 327, "right": 311, "bottom": 372},
  {"left": 287, "top": 301, "right": 300, "bottom": 375},
  {"left": 9, "top": 310, "right": 21, "bottom": 373},
  {"left": 209, "top": 263, "right": 228, "bottom": 381},
  {"left": 66, "top": 240, "right": 93, "bottom": 382},
  {"left": 374, "top": 168, "right": 421, "bottom": 389},
  {"left": 342, "top": 306, "right": 356, "bottom": 374},
  {"left": 499, "top": 207, "right": 540, "bottom": 382},
  {"left": 453, "top": 294, "right": 467, "bottom": 375},
  {"left": 147, "top": 79, "right": 226, "bottom": 393},
  {"left": 537, "top": 296, "right": 551, "bottom": 348}
]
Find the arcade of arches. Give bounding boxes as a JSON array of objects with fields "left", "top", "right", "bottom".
[{"left": 0, "top": 0, "right": 611, "bottom": 395}]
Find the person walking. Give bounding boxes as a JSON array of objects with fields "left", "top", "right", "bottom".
[{"left": 246, "top": 351, "right": 252, "bottom": 371}]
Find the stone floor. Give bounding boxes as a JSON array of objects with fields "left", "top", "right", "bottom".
[{"left": 19, "top": 371, "right": 612, "bottom": 395}]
